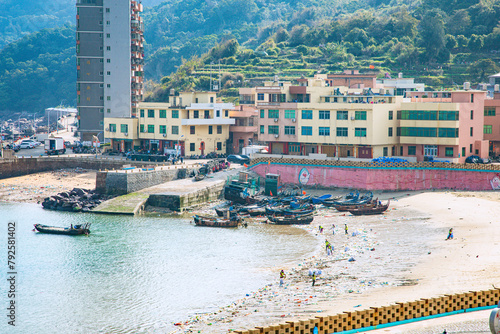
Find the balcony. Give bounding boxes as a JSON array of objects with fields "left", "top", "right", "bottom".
[
  {"left": 399, "top": 137, "right": 459, "bottom": 146},
  {"left": 230, "top": 125, "right": 258, "bottom": 133},
  {"left": 181, "top": 118, "right": 235, "bottom": 126}
]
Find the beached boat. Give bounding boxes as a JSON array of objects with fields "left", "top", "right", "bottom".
[
  {"left": 311, "top": 194, "right": 332, "bottom": 204},
  {"left": 214, "top": 203, "right": 239, "bottom": 217},
  {"left": 324, "top": 191, "right": 373, "bottom": 207},
  {"left": 348, "top": 200, "right": 390, "bottom": 216},
  {"left": 193, "top": 214, "right": 243, "bottom": 227},
  {"left": 194, "top": 174, "right": 205, "bottom": 181},
  {"left": 34, "top": 223, "right": 91, "bottom": 235},
  {"left": 267, "top": 213, "right": 314, "bottom": 225}
]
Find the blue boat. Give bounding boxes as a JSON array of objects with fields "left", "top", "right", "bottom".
[{"left": 311, "top": 194, "right": 332, "bottom": 204}]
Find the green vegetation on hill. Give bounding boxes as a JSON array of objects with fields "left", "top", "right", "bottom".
[{"left": 1, "top": 0, "right": 500, "bottom": 114}]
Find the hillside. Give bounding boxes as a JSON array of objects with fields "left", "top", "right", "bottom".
[{"left": 1, "top": 0, "right": 500, "bottom": 114}]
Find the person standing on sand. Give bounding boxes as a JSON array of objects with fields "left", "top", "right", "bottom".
[
  {"left": 345, "top": 224, "right": 348, "bottom": 235},
  {"left": 279, "top": 270, "right": 286, "bottom": 287},
  {"left": 319, "top": 225, "right": 323, "bottom": 233},
  {"left": 332, "top": 224, "right": 335, "bottom": 235},
  {"left": 446, "top": 228, "right": 454, "bottom": 240},
  {"left": 312, "top": 272, "right": 316, "bottom": 286}
]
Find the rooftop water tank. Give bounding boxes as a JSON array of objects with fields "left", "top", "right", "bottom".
[{"left": 464, "top": 82, "right": 470, "bottom": 90}]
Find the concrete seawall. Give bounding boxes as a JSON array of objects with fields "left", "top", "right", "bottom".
[{"left": 250, "top": 158, "right": 500, "bottom": 191}]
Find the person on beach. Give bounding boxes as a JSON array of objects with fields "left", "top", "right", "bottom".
[
  {"left": 325, "top": 240, "right": 331, "bottom": 255},
  {"left": 319, "top": 225, "right": 323, "bottom": 234},
  {"left": 345, "top": 224, "right": 348, "bottom": 235},
  {"left": 312, "top": 272, "right": 316, "bottom": 286},
  {"left": 446, "top": 228, "right": 454, "bottom": 240},
  {"left": 279, "top": 270, "right": 286, "bottom": 287},
  {"left": 332, "top": 224, "right": 335, "bottom": 235}
]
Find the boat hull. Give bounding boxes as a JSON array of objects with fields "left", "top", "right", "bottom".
[
  {"left": 34, "top": 223, "right": 90, "bottom": 235},
  {"left": 193, "top": 215, "right": 242, "bottom": 227}
]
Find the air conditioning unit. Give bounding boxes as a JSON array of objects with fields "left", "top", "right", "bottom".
[
  {"left": 350, "top": 116, "right": 355, "bottom": 120},
  {"left": 105, "top": 127, "right": 110, "bottom": 131},
  {"left": 274, "top": 118, "right": 279, "bottom": 122},
  {"left": 292, "top": 118, "right": 296, "bottom": 123},
  {"left": 163, "top": 134, "right": 167, "bottom": 137},
  {"left": 274, "top": 134, "right": 279, "bottom": 138},
  {"left": 124, "top": 133, "right": 128, "bottom": 136}
]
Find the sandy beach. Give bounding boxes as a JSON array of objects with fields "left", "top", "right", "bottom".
[
  {"left": 2, "top": 170, "right": 499, "bottom": 333},
  {"left": 172, "top": 190, "right": 500, "bottom": 333}
]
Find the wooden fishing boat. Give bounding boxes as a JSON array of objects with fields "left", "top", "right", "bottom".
[
  {"left": 311, "top": 194, "right": 331, "bottom": 204},
  {"left": 34, "top": 223, "right": 91, "bottom": 235},
  {"left": 324, "top": 191, "right": 373, "bottom": 207},
  {"left": 334, "top": 199, "right": 377, "bottom": 212},
  {"left": 214, "top": 205, "right": 238, "bottom": 217},
  {"left": 347, "top": 200, "right": 390, "bottom": 216},
  {"left": 193, "top": 214, "right": 243, "bottom": 227},
  {"left": 194, "top": 173, "right": 205, "bottom": 181},
  {"left": 267, "top": 213, "right": 314, "bottom": 225}
]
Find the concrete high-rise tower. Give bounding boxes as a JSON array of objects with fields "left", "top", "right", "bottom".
[{"left": 76, "top": 0, "right": 144, "bottom": 141}]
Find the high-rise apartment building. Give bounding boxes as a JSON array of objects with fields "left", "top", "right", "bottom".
[{"left": 76, "top": 0, "right": 144, "bottom": 141}]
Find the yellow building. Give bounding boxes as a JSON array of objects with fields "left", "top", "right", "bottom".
[{"left": 104, "top": 91, "right": 235, "bottom": 156}]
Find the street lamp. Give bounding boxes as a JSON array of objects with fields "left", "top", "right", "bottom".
[{"left": 177, "top": 135, "right": 184, "bottom": 157}]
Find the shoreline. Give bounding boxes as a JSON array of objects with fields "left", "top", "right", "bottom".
[{"left": 2, "top": 171, "right": 500, "bottom": 333}]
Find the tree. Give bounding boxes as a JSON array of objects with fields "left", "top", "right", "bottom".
[
  {"left": 445, "top": 34, "right": 457, "bottom": 50},
  {"left": 418, "top": 9, "right": 446, "bottom": 61},
  {"left": 467, "top": 59, "right": 500, "bottom": 83},
  {"left": 467, "top": 34, "right": 484, "bottom": 51}
]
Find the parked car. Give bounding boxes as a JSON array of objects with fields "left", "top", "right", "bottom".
[
  {"left": 227, "top": 154, "right": 250, "bottom": 165},
  {"left": 465, "top": 155, "right": 488, "bottom": 164},
  {"left": 18, "top": 140, "right": 36, "bottom": 149}
]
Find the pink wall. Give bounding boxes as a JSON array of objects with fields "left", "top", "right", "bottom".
[{"left": 251, "top": 163, "right": 500, "bottom": 191}]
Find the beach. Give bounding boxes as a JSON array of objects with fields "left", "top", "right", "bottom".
[{"left": 2, "top": 170, "right": 499, "bottom": 333}]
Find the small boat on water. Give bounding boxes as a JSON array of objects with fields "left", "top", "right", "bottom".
[
  {"left": 267, "top": 213, "right": 314, "bottom": 225},
  {"left": 348, "top": 200, "right": 390, "bottom": 216},
  {"left": 193, "top": 214, "right": 243, "bottom": 227},
  {"left": 34, "top": 223, "right": 91, "bottom": 235}
]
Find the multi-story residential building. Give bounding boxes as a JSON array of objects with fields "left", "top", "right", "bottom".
[
  {"left": 76, "top": 0, "right": 144, "bottom": 141},
  {"left": 242, "top": 74, "right": 403, "bottom": 158},
  {"left": 376, "top": 73, "right": 425, "bottom": 97},
  {"left": 104, "top": 91, "right": 235, "bottom": 156},
  {"left": 483, "top": 94, "right": 500, "bottom": 156},
  {"left": 229, "top": 105, "right": 258, "bottom": 154},
  {"left": 400, "top": 91, "right": 488, "bottom": 162}
]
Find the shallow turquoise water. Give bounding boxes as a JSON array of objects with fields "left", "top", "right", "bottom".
[{"left": 0, "top": 203, "right": 316, "bottom": 333}]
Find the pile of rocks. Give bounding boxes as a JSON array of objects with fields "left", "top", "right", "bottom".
[{"left": 41, "top": 188, "right": 111, "bottom": 212}]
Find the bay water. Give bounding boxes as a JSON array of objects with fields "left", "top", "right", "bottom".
[{"left": 0, "top": 202, "right": 316, "bottom": 333}]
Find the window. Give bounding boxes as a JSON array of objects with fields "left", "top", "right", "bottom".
[
  {"left": 217, "top": 142, "right": 222, "bottom": 151},
  {"left": 336, "top": 127, "right": 348, "bottom": 137},
  {"left": 99, "top": 96, "right": 104, "bottom": 101},
  {"left": 159, "top": 110, "right": 166, "bottom": 118},
  {"left": 260, "top": 125, "right": 264, "bottom": 134},
  {"left": 120, "top": 124, "right": 128, "bottom": 133},
  {"left": 388, "top": 110, "right": 393, "bottom": 120},
  {"left": 172, "top": 126, "right": 179, "bottom": 135},
  {"left": 471, "top": 94, "right": 474, "bottom": 103},
  {"left": 301, "top": 126, "right": 312, "bottom": 136},
  {"left": 107, "top": 109, "right": 110, "bottom": 113},
  {"left": 148, "top": 109, "right": 154, "bottom": 118},
  {"left": 388, "top": 127, "right": 393, "bottom": 137},
  {"left": 408, "top": 146, "right": 416, "bottom": 155},
  {"left": 301, "top": 110, "right": 312, "bottom": 119},
  {"left": 319, "top": 110, "right": 330, "bottom": 120},
  {"left": 470, "top": 127, "right": 473, "bottom": 136},
  {"left": 225, "top": 110, "right": 228, "bottom": 117},
  {"left": 400, "top": 146, "right": 403, "bottom": 156},
  {"left": 147, "top": 125, "right": 154, "bottom": 133},
  {"left": 106, "top": 46, "right": 110, "bottom": 51},
  {"left": 109, "top": 124, "right": 116, "bottom": 132},
  {"left": 99, "top": 71, "right": 103, "bottom": 76},
  {"left": 204, "top": 110, "right": 210, "bottom": 119},
  {"left": 469, "top": 144, "right": 473, "bottom": 153},
  {"left": 140, "top": 109, "right": 144, "bottom": 117},
  {"left": 105, "top": 7, "right": 110, "bottom": 12},
  {"left": 106, "top": 21, "right": 110, "bottom": 26},
  {"left": 216, "top": 110, "right": 220, "bottom": 117},
  {"left": 438, "top": 111, "right": 459, "bottom": 120},
  {"left": 337, "top": 110, "right": 348, "bottom": 120},
  {"left": 445, "top": 147, "right": 454, "bottom": 157},
  {"left": 107, "top": 71, "right": 111, "bottom": 75},
  {"left": 462, "top": 147, "right": 466, "bottom": 157},
  {"left": 106, "top": 59, "right": 110, "bottom": 63},
  {"left": 106, "top": 33, "right": 110, "bottom": 38},
  {"left": 355, "top": 110, "right": 367, "bottom": 120},
  {"left": 484, "top": 125, "right": 493, "bottom": 134},
  {"left": 260, "top": 109, "right": 265, "bottom": 118},
  {"left": 194, "top": 110, "right": 199, "bottom": 118},
  {"left": 217, "top": 125, "right": 222, "bottom": 134},
  {"left": 284, "top": 126, "right": 295, "bottom": 135},
  {"left": 268, "top": 110, "right": 279, "bottom": 118},
  {"left": 210, "top": 97, "right": 214, "bottom": 103},
  {"left": 285, "top": 110, "right": 296, "bottom": 119},
  {"left": 107, "top": 96, "right": 111, "bottom": 101},
  {"left": 208, "top": 126, "right": 213, "bottom": 135},
  {"left": 424, "top": 145, "right": 437, "bottom": 157},
  {"left": 172, "top": 110, "right": 179, "bottom": 118},
  {"left": 190, "top": 143, "right": 195, "bottom": 151},
  {"left": 438, "top": 128, "right": 459, "bottom": 137},
  {"left": 470, "top": 110, "right": 474, "bottom": 120},
  {"left": 140, "top": 124, "right": 144, "bottom": 133},
  {"left": 485, "top": 107, "right": 496, "bottom": 116},
  {"left": 319, "top": 127, "right": 330, "bottom": 136},
  {"left": 107, "top": 84, "right": 110, "bottom": 88},
  {"left": 383, "top": 147, "right": 388, "bottom": 156},
  {"left": 268, "top": 125, "right": 279, "bottom": 135},
  {"left": 355, "top": 128, "right": 367, "bottom": 137},
  {"left": 257, "top": 93, "right": 264, "bottom": 101},
  {"left": 190, "top": 126, "right": 195, "bottom": 135}
]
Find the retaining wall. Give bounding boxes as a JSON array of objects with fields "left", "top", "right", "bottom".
[
  {"left": 235, "top": 288, "right": 500, "bottom": 334},
  {"left": 250, "top": 158, "right": 500, "bottom": 191}
]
